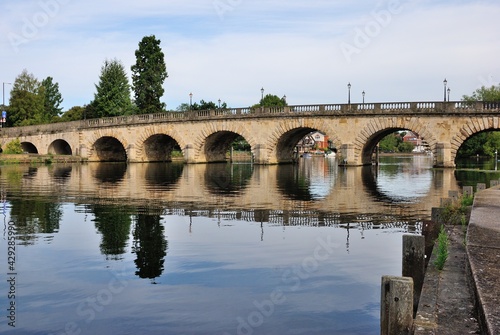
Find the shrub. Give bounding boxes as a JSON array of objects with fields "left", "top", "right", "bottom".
[{"left": 3, "top": 139, "right": 24, "bottom": 154}]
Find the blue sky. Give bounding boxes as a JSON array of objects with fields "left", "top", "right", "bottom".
[{"left": 1, "top": 0, "right": 499, "bottom": 111}]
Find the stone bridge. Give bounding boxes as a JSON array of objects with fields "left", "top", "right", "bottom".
[{"left": 1, "top": 101, "right": 499, "bottom": 167}]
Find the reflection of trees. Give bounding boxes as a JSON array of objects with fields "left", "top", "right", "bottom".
[
  {"left": 132, "top": 214, "right": 167, "bottom": 282},
  {"left": 205, "top": 163, "right": 253, "bottom": 195},
  {"left": 91, "top": 204, "right": 132, "bottom": 260},
  {"left": 276, "top": 164, "right": 312, "bottom": 201},
  {"left": 8, "top": 197, "right": 62, "bottom": 245}
]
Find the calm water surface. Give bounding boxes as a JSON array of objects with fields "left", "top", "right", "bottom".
[{"left": 1, "top": 156, "right": 464, "bottom": 334}]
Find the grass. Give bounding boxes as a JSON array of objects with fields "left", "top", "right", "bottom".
[{"left": 434, "top": 225, "right": 449, "bottom": 270}]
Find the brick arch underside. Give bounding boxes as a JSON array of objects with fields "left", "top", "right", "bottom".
[
  {"left": 86, "top": 132, "right": 129, "bottom": 162},
  {"left": 357, "top": 118, "right": 438, "bottom": 165},
  {"left": 451, "top": 116, "right": 500, "bottom": 162},
  {"left": 133, "top": 127, "right": 186, "bottom": 162},
  {"left": 192, "top": 123, "right": 256, "bottom": 163},
  {"left": 266, "top": 119, "right": 342, "bottom": 164}
]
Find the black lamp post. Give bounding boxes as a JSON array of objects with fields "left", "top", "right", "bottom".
[
  {"left": 443, "top": 79, "right": 447, "bottom": 102},
  {"left": 347, "top": 82, "right": 351, "bottom": 105},
  {"left": 447, "top": 87, "right": 450, "bottom": 102},
  {"left": 282, "top": 95, "right": 286, "bottom": 103},
  {"left": 362, "top": 90, "right": 365, "bottom": 104},
  {"left": 189, "top": 92, "right": 193, "bottom": 109},
  {"left": 261, "top": 87, "right": 264, "bottom": 101}
]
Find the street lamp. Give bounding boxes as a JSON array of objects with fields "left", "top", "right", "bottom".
[
  {"left": 447, "top": 87, "right": 450, "bottom": 102},
  {"left": 261, "top": 87, "right": 264, "bottom": 101},
  {"left": 218, "top": 98, "right": 221, "bottom": 108},
  {"left": 347, "top": 82, "right": 351, "bottom": 105},
  {"left": 443, "top": 78, "right": 447, "bottom": 102},
  {"left": 189, "top": 92, "right": 193, "bottom": 109},
  {"left": 362, "top": 90, "right": 365, "bottom": 104},
  {"left": 282, "top": 95, "right": 286, "bottom": 103}
]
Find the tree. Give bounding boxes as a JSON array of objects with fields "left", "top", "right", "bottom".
[
  {"left": 8, "top": 69, "right": 45, "bottom": 126},
  {"left": 41, "top": 76, "right": 63, "bottom": 122},
  {"left": 92, "top": 59, "right": 134, "bottom": 118},
  {"left": 462, "top": 85, "right": 500, "bottom": 102},
  {"left": 131, "top": 35, "right": 168, "bottom": 114},
  {"left": 252, "top": 94, "right": 287, "bottom": 108},
  {"left": 190, "top": 99, "right": 227, "bottom": 110},
  {"left": 458, "top": 85, "right": 500, "bottom": 158},
  {"left": 59, "top": 106, "right": 85, "bottom": 122}
]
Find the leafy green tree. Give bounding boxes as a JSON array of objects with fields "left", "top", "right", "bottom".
[
  {"left": 59, "top": 106, "right": 85, "bottom": 122},
  {"left": 458, "top": 85, "right": 500, "bottom": 158},
  {"left": 92, "top": 59, "right": 134, "bottom": 118},
  {"left": 3, "top": 138, "right": 24, "bottom": 154},
  {"left": 379, "top": 133, "right": 400, "bottom": 152},
  {"left": 252, "top": 94, "right": 287, "bottom": 109},
  {"left": 190, "top": 99, "right": 227, "bottom": 110},
  {"left": 462, "top": 85, "right": 500, "bottom": 102},
  {"left": 398, "top": 141, "right": 415, "bottom": 153},
  {"left": 131, "top": 35, "right": 168, "bottom": 114},
  {"left": 41, "top": 76, "right": 63, "bottom": 122},
  {"left": 8, "top": 69, "right": 45, "bottom": 126}
]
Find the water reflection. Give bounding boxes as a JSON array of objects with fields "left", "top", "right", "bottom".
[
  {"left": 204, "top": 163, "right": 253, "bottom": 196},
  {"left": 92, "top": 162, "right": 127, "bottom": 184},
  {"left": 145, "top": 162, "right": 184, "bottom": 189},
  {"left": 133, "top": 212, "right": 168, "bottom": 283},
  {"left": 0, "top": 158, "right": 465, "bottom": 335},
  {"left": 91, "top": 204, "right": 132, "bottom": 260}
]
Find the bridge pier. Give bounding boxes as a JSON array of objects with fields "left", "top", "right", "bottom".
[
  {"left": 253, "top": 144, "right": 269, "bottom": 165},
  {"left": 340, "top": 143, "right": 363, "bottom": 166},
  {"left": 183, "top": 145, "right": 197, "bottom": 164},
  {"left": 434, "top": 142, "right": 455, "bottom": 168}
]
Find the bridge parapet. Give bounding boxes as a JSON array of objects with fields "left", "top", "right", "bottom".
[{"left": 0, "top": 101, "right": 499, "bottom": 138}]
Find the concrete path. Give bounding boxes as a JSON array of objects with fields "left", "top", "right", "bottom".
[{"left": 467, "top": 186, "right": 500, "bottom": 334}]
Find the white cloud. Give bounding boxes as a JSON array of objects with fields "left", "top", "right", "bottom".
[{"left": 0, "top": 0, "right": 499, "bottom": 110}]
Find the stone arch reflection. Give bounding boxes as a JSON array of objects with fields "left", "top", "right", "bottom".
[
  {"left": 361, "top": 155, "right": 434, "bottom": 203},
  {"left": 92, "top": 162, "right": 127, "bottom": 185},
  {"left": 51, "top": 165, "right": 72, "bottom": 183},
  {"left": 204, "top": 163, "right": 253, "bottom": 196},
  {"left": 144, "top": 162, "right": 184, "bottom": 189},
  {"left": 276, "top": 158, "right": 338, "bottom": 201}
]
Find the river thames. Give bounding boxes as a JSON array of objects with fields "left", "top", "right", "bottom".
[{"left": 0, "top": 155, "right": 493, "bottom": 334}]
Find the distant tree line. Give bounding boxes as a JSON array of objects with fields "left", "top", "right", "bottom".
[{"left": 2, "top": 35, "right": 168, "bottom": 127}]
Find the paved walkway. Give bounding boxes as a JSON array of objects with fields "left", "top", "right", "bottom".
[
  {"left": 467, "top": 186, "right": 500, "bottom": 334},
  {"left": 414, "top": 186, "right": 500, "bottom": 335}
]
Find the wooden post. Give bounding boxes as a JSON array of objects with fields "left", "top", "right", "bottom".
[
  {"left": 402, "top": 235, "right": 425, "bottom": 315},
  {"left": 381, "top": 276, "right": 414, "bottom": 335}
]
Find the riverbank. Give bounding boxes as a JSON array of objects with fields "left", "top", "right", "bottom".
[
  {"left": 414, "top": 185, "right": 500, "bottom": 334},
  {"left": 0, "top": 154, "right": 86, "bottom": 164}
]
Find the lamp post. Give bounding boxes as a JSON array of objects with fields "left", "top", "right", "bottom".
[
  {"left": 218, "top": 98, "right": 221, "bottom": 108},
  {"left": 347, "top": 82, "right": 351, "bottom": 105},
  {"left": 447, "top": 87, "right": 450, "bottom": 102},
  {"left": 189, "top": 92, "right": 193, "bottom": 110},
  {"left": 443, "top": 78, "right": 447, "bottom": 102},
  {"left": 282, "top": 95, "right": 286, "bottom": 103},
  {"left": 261, "top": 87, "right": 264, "bottom": 101},
  {"left": 496, "top": 150, "right": 498, "bottom": 171},
  {"left": 362, "top": 90, "right": 365, "bottom": 104}
]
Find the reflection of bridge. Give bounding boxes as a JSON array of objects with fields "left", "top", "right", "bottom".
[
  {"left": 1, "top": 101, "right": 499, "bottom": 167},
  {"left": 0, "top": 160, "right": 460, "bottom": 223}
]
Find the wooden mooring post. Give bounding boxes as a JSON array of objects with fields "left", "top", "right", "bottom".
[
  {"left": 381, "top": 276, "right": 414, "bottom": 335},
  {"left": 402, "top": 235, "right": 425, "bottom": 315}
]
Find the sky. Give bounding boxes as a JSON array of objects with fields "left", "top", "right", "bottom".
[{"left": 1, "top": 0, "right": 499, "bottom": 111}]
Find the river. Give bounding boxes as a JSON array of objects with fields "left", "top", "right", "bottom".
[{"left": 0, "top": 155, "right": 491, "bottom": 334}]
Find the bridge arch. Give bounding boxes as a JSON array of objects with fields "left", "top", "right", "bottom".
[
  {"left": 451, "top": 116, "right": 500, "bottom": 163},
  {"left": 266, "top": 120, "right": 341, "bottom": 164},
  {"left": 134, "top": 128, "right": 186, "bottom": 162},
  {"left": 193, "top": 124, "right": 256, "bottom": 163},
  {"left": 91, "top": 136, "right": 128, "bottom": 162},
  {"left": 357, "top": 118, "right": 437, "bottom": 165},
  {"left": 21, "top": 142, "right": 38, "bottom": 154},
  {"left": 48, "top": 139, "right": 72, "bottom": 155}
]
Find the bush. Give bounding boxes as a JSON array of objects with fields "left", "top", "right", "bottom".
[{"left": 3, "top": 139, "right": 24, "bottom": 154}]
